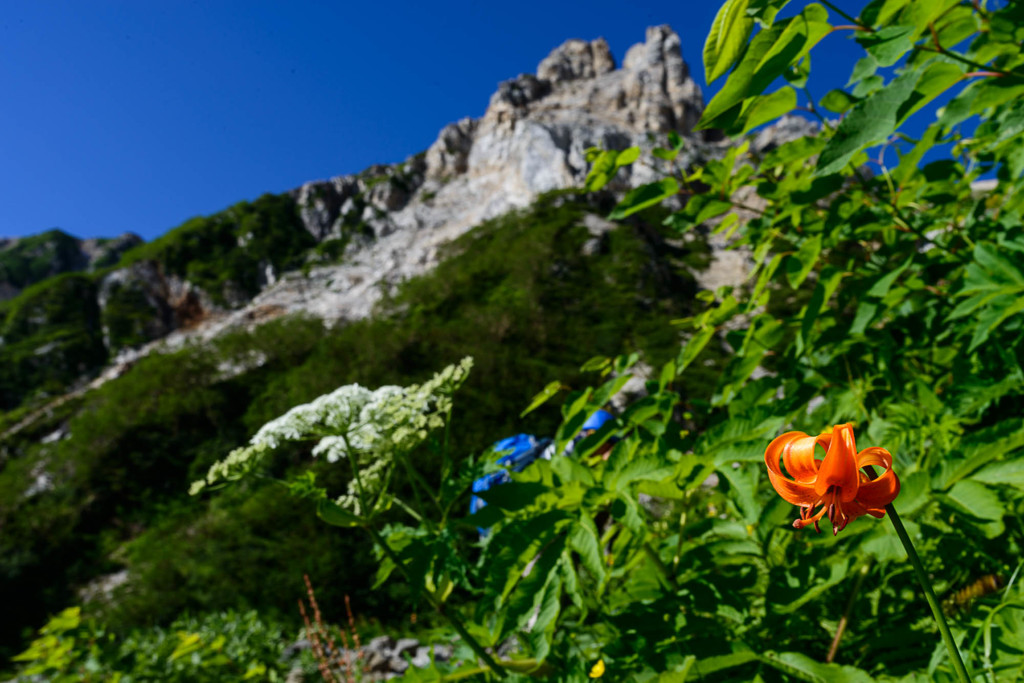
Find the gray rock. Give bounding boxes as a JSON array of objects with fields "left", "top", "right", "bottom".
[
  {"left": 393, "top": 637, "right": 419, "bottom": 657},
  {"left": 425, "top": 118, "right": 478, "bottom": 180},
  {"left": 537, "top": 37, "right": 616, "bottom": 83},
  {"left": 751, "top": 114, "right": 819, "bottom": 155},
  {"left": 366, "top": 634, "right": 396, "bottom": 653},
  {"left": 282, "top": 638, "right": 311, "bottom": 659},
  {"left": 364, "top": 650, "right": 389, "bottom": 672}
]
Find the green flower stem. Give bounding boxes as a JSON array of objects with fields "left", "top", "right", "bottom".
[
  {"left": 827, "top": 560, "right": 871, "bottom": 663},
  {"left": 364, "top": 524, "right": 508, "bottom": 679},
  {"left": 886, "top": 503, "right": 971, "bottom": 683},
  {"left": 398, "top": 450, "right": 444, "bottom": 516}
]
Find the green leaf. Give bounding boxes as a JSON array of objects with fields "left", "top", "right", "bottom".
[
  {"left": 584, "top": 150, "right": 617, "bottom": 192},
  {"left": 784, "top": 53, "right": 810, "bottom": 89},
  {"left": 748, "top": 252, "right": 784, "bottom": 310},
  {"left": 785, "top": 234, "right": 822, "bottom": 288},
  {"left": 893, "top": 121, "right": 940, "bottom": 184},
  {"left": 520, "top": 380, "right": 563, "bottom": 417},
  {"left": 820, "top": 89, "right": 858, "bottom": 114},
  {"left": 614, "top": 146, "right": 640, "bottom": 168},
  {"left": 609, "top": 178, "right": 679, "bottom": 219},
  {"left": 941, "top": 480, "right": 1004, "bottom": 522},
  {"left": 735, "top": 86, "right": 798, "bottom": 135},
  {"left": 580, "top": 355, "right": 610, "bottom": 373},
  {"left": 867, "top": 254, "right": 914, "bottom": 297},
  {"left": 816, "top": 66, "right": 920, "bottom": 176},
  {"left": 855, "top": 25, "right": 915, "bottom": 67},
  {"left": 974, "top": 459, "right": 1024, "bottom": 489},
  {"left": 567, "top": 518, "right": 605, "bottom": 581},
  {"left": 169, "top": 633, "right": 204, "bottom": 662},
  {"left": 704, "top": 0, "right": 755, "bottom": 83},
  {"left": 817, "top": 62, "right": 960, "bottom": 176},
  {"left": 695, "top": 650, "right": 761, "bottom": 675},
  {"left": 798, "top": 265, "right": 842, "bottom": 353},
  {"left": 699, "top": 4, "right": 831, "bottom": 131},
  {"left": 760, "top": 651, "right": 876, "bottom": 682},
  {"left": 677, "top": 326, "right": 716, "bottom": 374},
  {"left": 863, "top": 0, "right": 913, "bottom": 29},
  {"left": 317, "top": 498, "right": 362, "bottom": 528}
]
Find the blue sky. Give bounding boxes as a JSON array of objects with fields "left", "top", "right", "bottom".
[{"left": 1, "top": 1, "right": 867, "bottom": 241}]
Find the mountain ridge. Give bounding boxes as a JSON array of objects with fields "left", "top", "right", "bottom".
[{"left": 0, "top": 24, "right": 814, "bottom": 414}]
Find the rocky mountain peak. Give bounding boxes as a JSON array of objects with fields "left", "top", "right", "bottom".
[
  {"left": 483, "top": 25, "right": 703, "bottom": 134},
  {"left": 144, "top": 25, "right": 773, "bottom": 348},
  {"left": 537, "top": 37, "right": 616, "bottom": 84},
  {"left": 3, "top": 25, "right": 817, "bottom": 399}
]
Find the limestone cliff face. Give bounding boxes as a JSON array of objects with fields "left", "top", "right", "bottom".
[
  {"left": 111, "top": 24, "right": 815, "bottom": 357},
  {"left": 2, "top": 25, "right": 816, "bottom": 401},
  {"left": 246, "top": 25, "right": 709, "bottom": 329}
]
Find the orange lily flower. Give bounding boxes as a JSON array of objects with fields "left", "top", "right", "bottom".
[{"left": 765, "top": 423, "right": 900, "bottom": 535}]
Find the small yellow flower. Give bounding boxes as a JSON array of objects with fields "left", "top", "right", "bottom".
[{"left": 589, "top": 659, "right": 606, "bottom": 678}]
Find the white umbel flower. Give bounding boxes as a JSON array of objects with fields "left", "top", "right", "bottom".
[{"left": 190, "top": 357, "right": 473, "bottom": 513}]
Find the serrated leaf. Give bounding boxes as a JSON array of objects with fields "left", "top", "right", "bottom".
[
  {"left": 760, "top": 651, "right": 876, "bottom": 682},
  {"left": 816, "top": 67, "right": 920, "bottom": 175},
  {"left": 567, "top": 518, "right": 605, "bottom": 581},
  {"left": 855, "top": 25, "right": 915, "bottom": 67},
  {"left": 942, "top": 480, "right": 1004, "bottom": 522},
  {"left": 974, "top": 459, "right": 1024, "bottom": 489},
  {"left": 704, "top": 0, "right": 755, "bottom": 83}
]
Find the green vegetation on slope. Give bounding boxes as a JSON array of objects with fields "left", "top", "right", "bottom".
[
  {"left": 117, "top": 193, "right": 314, "bottom": 305},
  {"left": 0, "top": 194, "right": 310, "bottom": 411},
  {"left": 0, "top": 191, "right": 714, "bottom": 663},
  {"left": 0, "top": 230, "right": 86, "bottom": 294},
  {"left": 0, "top": 274, "right": 106, "bottom": 408}
]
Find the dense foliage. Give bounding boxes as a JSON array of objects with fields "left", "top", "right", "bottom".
[
  {"left": 7, "top": 0, "right": 1024, "bottom": 679},
  {"left": 0, "top": 230, "right": 88, "bottom": 294},
  {"left": 0, "top": 273, "right": 106, "bottom": 408},
  {"left": 0, "top": 196, "right": 306, "bottom": 410},
  {"left": 0, "top": 194, "right": 705, "bottom": 668},
  {"left": 116, "top": 193, "right": 314, "bottom": 305}
]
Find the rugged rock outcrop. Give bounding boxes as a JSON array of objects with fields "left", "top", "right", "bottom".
[
  {"left": 3, "top": 25, "right": 818, "bottom": 391},
  {"left": 206, "top": 25, "right": 710, "bottom": 335}
]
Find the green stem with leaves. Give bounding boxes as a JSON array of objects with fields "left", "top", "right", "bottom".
[
  {"left": 363, "top": 524, "right": 508, "bottom": 678},
  {"left": 886, "top": 504, "right": 971, "bottom": 683}
]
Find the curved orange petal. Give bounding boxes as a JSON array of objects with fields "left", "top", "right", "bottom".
[
  {"left": 857, "top": 446, "right": 893, "bottom": 470},
  {"left": 766, "top": 469, "right": 820, "bottom": 506},
  {"left": 854, "top": 469, "right": 901, "bottom": 509},
  {"left": 765, "top": 431, "right": 807, "bottom": 477},
  {"left": 765, "top": 432, "right": 820, "bottom": 506},
  {"left": 814, "top": 424, "right": 861, "bottom": 502},
  {"left": 816, "top": 432, "right": 832, "bottom": 451},
  {"left": 782, "top": 434, "right": 821, "bottom": 483}
]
